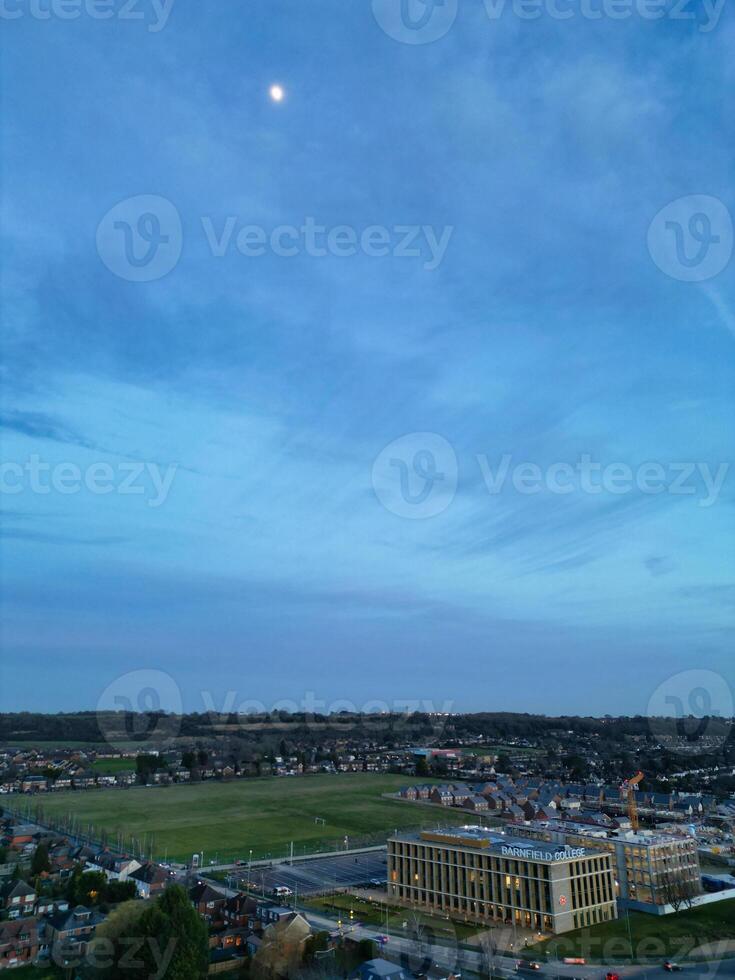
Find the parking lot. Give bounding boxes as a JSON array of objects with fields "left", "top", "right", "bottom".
[{"left": 224, "top": 849, "right": 388, "bottom": 897}]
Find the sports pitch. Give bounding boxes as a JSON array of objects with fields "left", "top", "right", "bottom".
[{"left": 31, "top": 773, "right": 471, "bottom": 863}]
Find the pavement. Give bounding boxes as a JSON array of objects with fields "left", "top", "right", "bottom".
[{"left": 209, "top": 849, "right": 389, "bottom": 897}]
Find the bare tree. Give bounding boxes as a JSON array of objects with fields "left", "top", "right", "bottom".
[{"left": 658, "top": 868, "right": 698, "bottom": 912}]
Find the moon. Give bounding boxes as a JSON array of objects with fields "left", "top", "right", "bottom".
[{"left": 269, "top": 84, "right": 285, "bottom": 103}]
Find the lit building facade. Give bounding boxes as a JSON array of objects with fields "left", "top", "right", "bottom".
[
  {"left": 387, "top": 828, "right": 617, "bottom": 934},
  {"left": 510, "top": 823, "right": 702, "bottom": 913}
]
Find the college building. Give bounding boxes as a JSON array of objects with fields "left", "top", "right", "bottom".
[
  {"left": 387, "top": 827, "right": 617, "bottom": 934},
  {"left": 509, "top": 822, "right": 702, "bottom": 914}
]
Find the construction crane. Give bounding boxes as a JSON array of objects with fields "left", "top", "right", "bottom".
[{"left": 621, "top": 771, "right": 644, "bottom": 831}]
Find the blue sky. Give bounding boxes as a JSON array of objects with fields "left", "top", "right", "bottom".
[{"left": 1, "top": 0, "right": 733, "bottom": 716}]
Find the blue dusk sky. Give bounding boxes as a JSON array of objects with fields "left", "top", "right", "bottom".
[{"left": 1, "top": 0, "right": 733, "bottom": 716}]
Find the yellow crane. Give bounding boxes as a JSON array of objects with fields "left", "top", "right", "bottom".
[{"left": 621, "top": 771, "right": 644, "bottom": 831}]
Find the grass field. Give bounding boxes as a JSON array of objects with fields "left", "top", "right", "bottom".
[
  {"left": 523, "top": 899, "right": 735, "bottom": 962},
  {"left": 90, "top": 758, "right": 136, "bottom": 774},
  {"left": 305, "top": 893, "right": 480, "bottom": 940},
  {"left": 28, "top": 774, "right": 473, "bottom": 863}
]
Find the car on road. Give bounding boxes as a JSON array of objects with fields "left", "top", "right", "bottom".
[
  {"left": 605, "top": 972, "right": 620, "bottom": 980},
  {"left": 517, "top": 962, "right": 542, "bottom": 971},
  {"left": 373, "top": 934, "right": 389, "bottom": 944},
  {"left": 663, "top": 963, "right": 681, "bottom": 973}
]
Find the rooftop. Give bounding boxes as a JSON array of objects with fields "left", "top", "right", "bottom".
[
  {"left": 390, "top": 825, "right": 592, "bottom": 861},
  {"left": 527, "top": 820, "right": 694, "bottom": 847}
]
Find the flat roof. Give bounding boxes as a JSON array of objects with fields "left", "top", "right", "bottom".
[
  {"left": 390, "top": 826, "right": 593, "bottom": 862},
  {"left": 527, "top": 821, "right": 693, "bottom": 847}
]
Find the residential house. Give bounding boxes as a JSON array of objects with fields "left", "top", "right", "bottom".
[
  {"left": 451, "top": 787, "right": 471, "bottom": 806},
  {"left": 189, "top": 882, "right": 226, "bottom": 922},
  {"left": 1, "top": 880, "right": 36, "bottom": 919},
  {"left": 72, "top": 772, "right": 96, "bottom": 790},
  {"left": 86, "top": 852, "right": 141, "bottom": 881},
  {"left": 35, "top": 898, "right": 69, "bottom": 919},
  {"left": 255, "top": 901, "right": 296, "bottom": 927},
  {"left": 0, "top": 917, "right": 39, "bottom": 970},
  {"left": 222, "top": 894, "right": 257, "bottom": 929},
  {"left": 20, "top": 776, "right": 48, "bottom": 793},
  {"left": 115, "top": 771, "right": 137, "bottom": 787},
  {"left": 252, "top": 912, "right": 311, "bottom": 978},
  {"left": 350, "top": 958, "right": 409, "bottom": 980},
  {"left": 128, "top": 863, "right": 171, "bottom": 899},
  {"left": 45, "top": 906, "right": 106, "bottom": 960},
  {"left": 463, "top": 795, "right": 489, "bottom": 813}
]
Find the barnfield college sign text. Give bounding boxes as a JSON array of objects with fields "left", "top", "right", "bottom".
[{"left": 501, "top": 845, "right": 585, "bottom": 861}]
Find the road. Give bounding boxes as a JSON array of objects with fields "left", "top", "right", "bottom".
[{"left": 296, "top": 906, "right": 735, "bottom": 980}]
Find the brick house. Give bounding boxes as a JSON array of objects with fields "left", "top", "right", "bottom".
[
  {"left": 430, "top": 786, "right": 454, "bottom": 806},
  {"left": 1, "top": 880, "right": 36, "bottom": 919},
  {"left": 222, "top": 894, "right": 257, "bottom": 929},
  {"left": 189, "top": 882, "right": 226, "bottom": 922},
  {"left": 0, "top": 917, "right": 39, "bottom": 969}
]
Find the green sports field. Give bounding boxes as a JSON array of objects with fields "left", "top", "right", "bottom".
[
  {"left": 523, "top": 898, "right": 735, "bottom": 962},
  {"left": 26, "top": 773, "right": 471, "bottom": 863}
]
